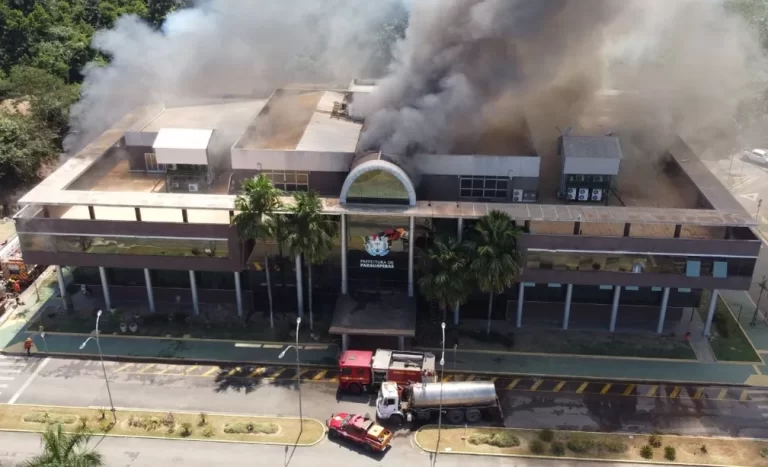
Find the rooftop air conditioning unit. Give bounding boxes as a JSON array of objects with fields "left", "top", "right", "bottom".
[
  {"left": 188, "top": 183, "right": 199, "bottom": 193},
  {"left": 512, "top": 189, "right": 523, "bottom": 202},
  {"left": 170, "top": 181, "right": 180, "bottom": 189},
  {"left": 578, "top": 188, "right": 589, "bottom": 201},
  {"left": 591, "top": 188, "right": 603, "bottom": 201},
  {"left": 567, "top": 188, "right": 578, "bottom": 200}
]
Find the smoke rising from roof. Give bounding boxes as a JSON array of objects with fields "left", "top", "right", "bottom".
[
  {"left": 352, "top": 0, "right": 768, "bottom": 158},
  {"left": 64, "top": 0, "right": 408, "bottom": 152}
]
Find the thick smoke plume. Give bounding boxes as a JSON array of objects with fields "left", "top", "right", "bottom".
[
  {"left": 353, "top": 0, "right": 768, "bottom": 159},
  {"left": 65, "top": 0, "right": 408, "bottom": 152}
]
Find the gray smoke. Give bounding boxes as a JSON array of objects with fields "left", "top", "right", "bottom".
[
  {"left": 353, "top": 0, "right": 768, "bottom": 158},
  {"left": 64, "top": 0, "right": 409, "bottom": 152}
]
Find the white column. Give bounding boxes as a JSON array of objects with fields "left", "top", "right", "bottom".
[
  {"left": 56, "top": 266, "right": 70, "bottom": 311},
  {"left": 454, "top": 217, "right": 464, "bottom": 325},
  {"left": 341, "top": 333, "right": 349, "bottom": 352},
  {"left": 656, "top": 287, "right": 670, "bottom": 334},
  {"left": 234, "top": 271, "right": 243, "bottom": 318},
  {"left": 295, "top": 254, "right": 304, "bottom": 317},
  {"left": 516, "top": 282, "right": 525, "bottom": 328},
  {"left": 341, "top": 214, "right": 348, "bottom": 295},
  {"left": 189, "top": 270, "right": 200, "bottom": 315},
  {"left": 144, "top": 268, "right": 155, "bottom": 314},
  {"left": 703, "top": 289, "right": 719, "bottom": 336},
  {"left": 408, "top": 216, "right": 415, "bottom": 297},
  {"left": 609, "top": 286, "right": 621, "bottom": 332},
  {"left": 563, "top": 284, "right": 573, "bottom": 330},
  {"left": 398, "top": 336, "right": 405, "bottom": 350},
  {"left": 98, "top": 267, "right": 112, "bottom": 312}
]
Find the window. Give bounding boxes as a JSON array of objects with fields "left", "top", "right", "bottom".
[
  {"left": 261, "top": 170, "right": 309, "bottom": 192},
  {"left": 20, "top": 233, "right": 228, "bottom": 258},
  {"left": 347, "top": 170, "right": 409, "bottom": 204},
  {"left": 459, "top": 176, "right": 509, "bottom": 199}
]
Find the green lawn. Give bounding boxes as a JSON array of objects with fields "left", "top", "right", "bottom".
[{"left": 698, "top": 293, "right": 761, "bottom": 362}]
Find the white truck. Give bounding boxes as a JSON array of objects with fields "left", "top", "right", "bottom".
[{"left": 376, "top": 380, "right": 502, "bottom": 426}]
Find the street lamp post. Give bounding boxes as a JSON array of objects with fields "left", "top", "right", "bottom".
[
  {"left": 279, "top": 317, "right": 303, "bottom": 433},
  {"left": 79, "top": 310, "right": 116, "bottom": 424},
  {"left": 434, "top": 322, "right": 446, "bottom": 462}
]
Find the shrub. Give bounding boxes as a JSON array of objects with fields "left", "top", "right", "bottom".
[
  {"left": 664, "top": 446, "right": 677, "bottom": 461},
  {"left": 760, "top": 446, "right": 768, "bottom": 458},
  {"left": 640, "top": 445, "right": 653, "bottom": 459},
  {"left": 23, "top": 412, "right": 77, "bottom": 425},
  {"left": 97, "top": 408, "right": 106, "bottom": 421},
  {"left": 98, "top": 420, "right": 114, "bottom": 432},
  {"left": 551, "top": 441, "right": 565, "bottom": 456},
  {"left": 567, "top": 434, "right": 596, "bottom": 453},
  {"left": 700, "top": 444, "right": 708, "bottom": 454},
  {"left": 223, "top": 422, "right": 279, "bottom": 435},
  {"left": 163, "top": 412, "right": 175, "bottom": 428},
  {"left": 529, "top": 440, "right": 546, "bottom": 454},
  {"left": 597, "top": 440, "right": 627, "bottom": 454},
  {"left": 78, "top": 416, "right": 88, "bottom": 430},
  {"left": 468, "top": 432, "right": 521, "bottom": 448},
  {"left": 166, "top": 425, "right": 175, "bottom": 435},
  {"left": 180, "top": 422, "right": 193, "bottom": 438},
  {"left": 538, "top": 429, "right": 554, "bottom": 442},
  {"left": 202, "top": 426, "right": 215, "bottom": 438},
  {"left": 648, "top": 434, "right": 662, "bottom": 448},
  {"left": 198, "top": 412, "right": 208, "bottom": 426}
]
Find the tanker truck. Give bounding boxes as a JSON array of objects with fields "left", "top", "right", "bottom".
[{"left": 375, "top": 380, "right": 502, "bottom": 426}]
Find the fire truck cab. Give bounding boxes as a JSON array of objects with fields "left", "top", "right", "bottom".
[{"left": 338, "top": 349, "right": 437, "bottom": 394}]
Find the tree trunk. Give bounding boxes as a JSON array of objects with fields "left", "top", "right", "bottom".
[
  {"left": 486, "top": 292, "right": 494, "bottom": 335},
  {"left": 295, "top": 254, "right": 304, "bottom": 318},
  {"left": 278, "top": 242, "right": 287, "bottom": 316},
  {"left": 264, "top": 253, "right": 274, "bottom": 329},
  {"left": 752, "top": 291, "right": 764, "bottom": 326},
  {"left": 308, "top": 262, "right": 314, "bottom": 331}
]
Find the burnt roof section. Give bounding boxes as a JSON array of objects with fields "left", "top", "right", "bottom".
[{"left": 563, "top": 135, "right": 622, "bottom": 159}]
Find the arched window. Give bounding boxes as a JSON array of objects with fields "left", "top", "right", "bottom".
[{"left": 340, "top": 160, "right": 416, "bottom": 206}]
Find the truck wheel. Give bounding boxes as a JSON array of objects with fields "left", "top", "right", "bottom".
[
  {"left": 364, "top": 443, "right": 373, "bottom": 452},
  {"left": 347, "top": 383, "right": 363, "bottom": 394},
  {"left": 389, "top": 414, "right": 404, "bottom": 427},
  {"left": 465, "top": 409, "right": 482, "bottom": 423},
  {"left": 328, "top": 429, "right": 338, "bottom": 439},
  {"left": 447, "top": 410, "right": 464, "bottom": 424}
]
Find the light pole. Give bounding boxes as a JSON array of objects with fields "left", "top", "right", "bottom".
[
  {"left": 279, "top": 317, "right": 302, "bottom": 433},
  {"left": 79, "top": 310, "right": 116, "bottom": 424},
  {"left": 434, "top": 322, "right": 446, "bottom": 463}
]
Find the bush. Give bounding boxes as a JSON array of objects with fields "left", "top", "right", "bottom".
[
  {"left": 468, "top": 432, "right": 520, "bottom": 448},
  {"left": 180, "top": 421, "right": 193, "bottom": 438},
  {"left": 551, "top": 441, "right": 565, "bottom": 456},
  {"left": 97, "top": 408, "right": 106, "bottom": 421},
  {"left": 198, "top": 412, "right": 208, "bottom": 426},
  {"left": 567, "top": 434, "right": 596, "bottom": 453},
  {"left": 664, "top": 446, "right": 677, "bottom": 461},
  {"left": 223, "top": 422, "right": 279, "bottom": 435},
  {"left": 78, "top": 415, "right": 88, "bottom": 430},
  {"left": 760, "top": 446, "right": 768, "bottom": 458},
  {"left": 163, "top": 412, "right": 175, "bottom": 428},
  {"left": 649, "top": 434, "right": 662, "bottom": 448},
  {"left": 23, "top": 412, "right": 77, "bottom": 425},
  {"left": 538, "top": 429, "right": 554, "bottom": 442},
  {"left": 529, "top": 440, "right": 546, "bottom": 454},
  {"left": 640, "top": 445, "right": 654, "bottom": 459},
  {"left": 202, "top": 426, "right": 215, "bottom": 438},
  {"left": 700, "top": 444, "right": 707, "bottom": 454},
  {"left": 597, "top": 440, "right": 627, "bottom": 454}
]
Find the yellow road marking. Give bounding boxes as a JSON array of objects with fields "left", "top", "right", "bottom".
[
  {"left": 184, "top": 365, "right": 199, "bottom": 375},
  {"left": 268, "top": 369, "right": 285, "bottom": 379},
  {"left": 113, "top": 364, "right": 134, "bottom": 374},
  {"left": 600, "top": 384, "right": 612, "bottom": 395},
  {"left": 553, "top": 381, "right": 566, "bottom": 392},
  {"left": 442, "top": 375, "right": 453, "bottom": 382},
  {"left": 452, "top": 375, "right": 464, "bottom": 382},
  {"left": 327, "top": 374, "right": 339, "bottom": 382},
  {"left": 249, "top": 367, "right": 266, "bottom": 378},
  {"left": 576, "top": 382, "right": 588, "bottom": 394},
  {"left": 669, "top": 387, "right": 681, "bottom": 399},
  {"left": 622, "top": 384, "right": 636, "bottom": 396},
  {"left": 227, "top": 367, "right": 242, "bottom": 377},
  {"left": 717, "top": 389, "right": 728, "bottom": 400},
  {"left": 312, "top": 370, "right": 327, "bottom": 381},
  {"left": 489, "top": 377, "right": 498, "bottom": 383},
  {"left": 646, "top": 385, "right": 658, "bottom": 397},
  {"left": 740, "top": 390, "right": 749, "bottom": 401},
  {"left": 292, "top": 370, "right": 307, "bottom": 380},
  {"left": 159, "top": 366, "right": 184, "bottom": 376},
  {"left": 464, "top": 375, "right": 475, "bottom": 382},
  {"left": 202, "top": 367, "right": 219, "bottom": 377},
  {"left": 138, "top": 364, "right": 156, "bottom": 374},
  {"left": 506, "top": 379, "right": 520, "bottom": 390},
  {"left": 693, "top": 388, "right": 704, "bottom": 400},
  {"left": 530, "top": 380, "right": 543, "bottom": 391}
]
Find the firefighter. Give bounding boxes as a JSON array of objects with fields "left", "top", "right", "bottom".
[{"left": 24, "top": 337, "right": 33, "bottom": 357}]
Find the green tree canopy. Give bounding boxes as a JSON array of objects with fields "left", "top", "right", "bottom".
[
  {"left": 22, "top": 423, "right": 104, "bottom": 467},
  {"left": 0, "top": 110, "right": 56, "bottom": 189}
]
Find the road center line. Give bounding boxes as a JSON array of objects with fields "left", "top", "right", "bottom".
[{"left": 9, "top": 357, "right": 50, "bottom": 405}]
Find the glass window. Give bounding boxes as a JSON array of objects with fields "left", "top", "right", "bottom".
[
  {"left": 260, "top": 170, "right": 309, "bottom": 192},
  {"left": 713, "top": 261, "right": 728, "bottom": 278},
  {"left": 347, "top": 170, "right": 410, "bottom": 204},
  {"left": 686, "top": 260, "right": 701, "bottom": 277},
  {"left": 20, "top": 233, "right": 228, "bottom": 258},
  {"left": 459, "top": 176, "right": 509, "bottom": 200}
]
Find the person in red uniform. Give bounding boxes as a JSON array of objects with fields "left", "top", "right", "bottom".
[{"left": 24, "top": 337, "right": 33, "bottom": 357}]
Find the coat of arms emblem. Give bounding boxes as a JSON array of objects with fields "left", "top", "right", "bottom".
[{"left": 361, "top": 228, "right": 408, "bottom": 257}]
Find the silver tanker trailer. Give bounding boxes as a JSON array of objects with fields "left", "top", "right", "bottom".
[{"left": 376, "top": 380, "right": 502, "bottom": 426}]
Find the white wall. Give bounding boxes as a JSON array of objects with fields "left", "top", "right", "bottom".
[
  {"left": 230, "top": 149, "right": 354, "bottom": 172},
  {"left": 413, "top": 154, "right": 540, "bottom": 178}
]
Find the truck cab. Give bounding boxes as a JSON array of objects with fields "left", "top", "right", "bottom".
[
  {"left": 376, "top": 381, "right": 404, "bottom": 423},
  {"left": 338, "top": 350, "right": 374, "bottom": 393}
]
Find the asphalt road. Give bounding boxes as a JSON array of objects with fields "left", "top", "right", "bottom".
[
  {"left": 0, "top": 431, "right": 659, "bottom": 467},
  {"left": 3, "top": 357, "right": 768, "bottom": 439}
]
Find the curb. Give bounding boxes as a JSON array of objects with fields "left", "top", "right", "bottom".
[
  {"left": 412, "top": 425, "right": 762, "bottom": 467},
  {"left": 414, "top": 346, "right": 698, "bottom": 363}
]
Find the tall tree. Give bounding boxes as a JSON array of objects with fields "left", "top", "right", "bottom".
[
  {"left": 419, "top": 237, "right": 473, "bottom": 324},
  {"left": 232, "top": 175, "right": 283, "bottom": 328},
  {"left": 284, "top": 191, "right": 338, "bottom": 331},
  {"left": 22, "top": 423, "right": 103, "bottom": 467},
  {"left": 470, "top": 211, "right": 522, "bottom": 335},
  {"left": 0, "top": 110, "right": 56, "bottom": 191}
]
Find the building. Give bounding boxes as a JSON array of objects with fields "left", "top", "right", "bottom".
[{"left": 15, "top": 81, "right": 761, "bottom": 351}]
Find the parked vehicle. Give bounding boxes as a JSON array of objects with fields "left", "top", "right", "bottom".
[
  {"left": 338, "top": 349, "right": 437, "bottom": 393},
  {"left": 326, "top": 412, "right": 393, "bottom": 452},
  {"left": 744, "top": 148, "right": 768, "bottom": 165},
  {"left": 376, "top": 380, "right": 503, "bottom": 427}
]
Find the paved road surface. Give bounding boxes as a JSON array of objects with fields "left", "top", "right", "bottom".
[
  {"left": 0, "top": 431, "right": 657, "bottom": 467},
  {"left": 4, "top": 357, "right": 768, "bottom": 438}
]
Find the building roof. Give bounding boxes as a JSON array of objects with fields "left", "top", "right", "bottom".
[
  {"left": 563, "top": 135, "right": 622, "bottom": 159},
  {"left": 153, "top": 128, "right": 213, "bottom": 151}
]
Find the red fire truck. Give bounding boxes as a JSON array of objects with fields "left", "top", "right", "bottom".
[{"left": 338, "top": 349, "right": 437, "bottom": 394}]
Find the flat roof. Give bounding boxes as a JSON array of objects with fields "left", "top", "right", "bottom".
[
  {"left": 135, "top": 100, "right": 267, "bottom": 133},
  {"left": 563, "top": 135, "right": 622, "bottom": 159},
  {"left": 153, "top": 128, "right": 212, "bottom": 150}
]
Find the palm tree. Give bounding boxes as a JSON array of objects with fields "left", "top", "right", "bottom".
[
  {"left": 22, "top": 424, "right": 103, "bottom": 467},
  {"left": 419, "top": 237, "right": 473, "bottom": 324},
  {"left": 232, "top": 175, "right": 283, "bottom": 329},
  {"left": 285, "top": 191, "right": 339, "bottom": 331},
  {"left": 470, "top": 211, "right": 522, "bottom": 335}
]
